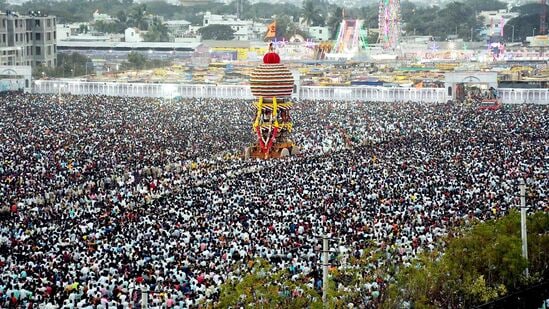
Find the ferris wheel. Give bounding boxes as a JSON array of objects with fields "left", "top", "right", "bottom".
[{"left": 378, "top": 0, "right": 401, "bottom": 49}]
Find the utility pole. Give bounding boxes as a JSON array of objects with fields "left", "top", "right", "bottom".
[
  {"left": 141, "top": 286, "right": 149, "bottom": 308},
  {"left": 519, "top": 179, "right": 529, "bottom": 278},
  {"left": 540, "top": 0, "right": 547, "bottom": 35},
  {"left": 470, "top": 27, "right": 473, "bottom": 42},
  {"left": 322, "top": 235, "right": 329, "bottom": 306},
  {"left": 236, "top": 0, "right": 242, "bottom": 20}
]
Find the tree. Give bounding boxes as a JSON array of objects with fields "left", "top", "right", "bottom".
[
  {"left": 116, "top": 10, "right": 128, "bottom": 24},
  {"left": 218, "top": 248, "right": 386, "bottom": 308},
  {"left": 383, "top": 211, "right": 549, "bottom": 308},
  {"left": 244, "top": 1, "right": 301, "bottom": 20},
  {"left": 78, "top": 24, "right": 89, "bottom": 34},
  {"left": 226, "top": 0, "right": 251, "bottom": 18},
  {"left": 401, "top": 2, "right": 483, "bottom": 40},
  {"left": 503, "top": 3, "right": 549, "bottom": 42},
  {"left": 219, "top": 212, "right": 548, "bottom": 308},
  {"left": 511, "top": 2, "right": 549, "bottom": 15},
  {"left": 198, "top": 24, "right": 235, "bottom": 40},
  {"left": 12, "top": 0, "right": 114, "bottom": 23},
  {"left": 58, "top": 52, "right": 94, "bottom": 77},
  {"left": 129, "top": 4, "right": 148, "bottom": 30},
  {"left": 437, "top": 2, "right": 482, "bottom": 39},
  {"left": 269, "top": 15, "right": 309, "bottom": 40},
  {"left": 302, "top": 0, "right": 322, "bottom": 26},
  {"left": 367, "top": 32, "right": 379, "bottom": 45},
  {"left": 505, "top": 3, "right": 549, "bottom": 41},
  {"left": 187, "top": 14, "right": 204, "bottom": 26},
  {"left": 357, "top": 5, "right": 379, "bottom": 29},
  {"left": 327, "top": 6, "right": 343, "bottom": 40},
  {"left": 503, "top": 14, "right": 539, "bottom": 42},
  {"left": 118, "top": 51, "right": 170, "bottom": 72},
  {"left": 33, "top": 52, "right": 95, "bottom": 78},
  {"left": 218, "top": 260, "right": 323, "bottom": 308},
  {"left": 146, "top": 0, "right": 183, "bottom": 20},
  {"left": 466, "top": 0, "right": 507, "bottom": 11},
  {"left": 143, "top": 18, "right": 169, "bottom": 42},
  {"left": 6, "top": 0, "right": 296, "bottom": 29},
  {"left": 127, "top": 51, "right": 147, "bottom": 70},
  {"left": 93, "top": 20, "right": 126, "bottom": 34}
]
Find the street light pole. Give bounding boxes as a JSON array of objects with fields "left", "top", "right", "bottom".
[
  {"left": 533, "top": 28, "right": 537, "bottom": 37},
  {"left": 141, "top": 286, "right": 149, "bottom": 308},
  {"left": 322, "top": 235, "right": 329, "bottom": 306},
  {"left": 519, "top": 179, "right": 529, "bottom": 278},
  {"left": 511, "top": 25, "right": 515, "bottom": 42},
  {"left": 470, "top": 27, "right": 473, "bottom": 42}
]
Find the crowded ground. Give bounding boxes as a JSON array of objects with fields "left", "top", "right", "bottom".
[{"left": 0, "top": 92, "right": 547, "bottom": 308}]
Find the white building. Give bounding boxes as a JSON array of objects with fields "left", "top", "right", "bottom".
[
  {"left": 125, "top": 28, "right": 145, "bottom": 43},
  {"left": 93, "top": 10, "right": 115, "bottom": 23},
  {"left": 478, "top": 10, "right": 519, "bottom": 37},
  {"left": 174, "top": 36, "right": 201, "bottom": 43},
  {"left": 57, "top": 23, "right": 123, "bottom": 43},
  {"left": 164, "top": 20, "right": 192, "bottom": 41},
  {"left": 180, "top": 0, "right": 213, "bottom": 6},
  {"left": 202, "top": 12, "right": 266, "bottom": 41},
  {"left": 56, "top": 23, "right": 82, "bottom": 41},
  {"left": 308, "top": 26, "right": 330, "bottom": 41}
]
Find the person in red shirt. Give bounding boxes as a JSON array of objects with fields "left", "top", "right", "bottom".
[{"left": 9, "top": 293, "right": 18, "bottom": 309}]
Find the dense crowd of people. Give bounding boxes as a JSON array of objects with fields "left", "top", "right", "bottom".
[{"left": 0, "top": 92, "right": 547, "bottom": 308}]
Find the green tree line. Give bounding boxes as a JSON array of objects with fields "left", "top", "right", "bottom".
[
  {"left": 33, "top": 52, "right": 95, "bottom": 78},
  {"left": 33, "top": 50, "right": 173, "bottom": 79},
  {"left": 2, "top": 0, "right": 302, "bottom": 26},
  {"left": 384, "top": 211, "right": 549, "bottom": 308},
  {"left": 504, "top": 3, "right": 549, "bottom": 42},
  {"left": 119, "top": 51, "right": 171, "bottom": 71},
  {"left": 218, "top": 211, "right": 549, "bottom": 308}
]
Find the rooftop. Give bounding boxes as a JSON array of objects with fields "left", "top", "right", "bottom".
[
  {"left": 57, "top": 41, "right": 202, "bottom": 51},
  {"left": 165, "top": 20, "right": 191, "bottom": 26}
]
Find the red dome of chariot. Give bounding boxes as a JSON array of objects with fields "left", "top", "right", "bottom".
[{"left": 262, "top": 51, "right": 280, "bottom": 64}]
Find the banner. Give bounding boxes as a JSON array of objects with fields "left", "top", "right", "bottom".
[
  {"left": 265, "top": 21, "right": 276, "bottom": 38},
  {"left": 500, "top": 16, "right": 505, "bottom": 36}
]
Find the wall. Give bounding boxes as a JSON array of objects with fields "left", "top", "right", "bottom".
[
  {"left": 0, "top": 65, "right": 32, "bottom": 92},
  {"left": 31, "top": 80, "right": 549, "bottom": 105}
]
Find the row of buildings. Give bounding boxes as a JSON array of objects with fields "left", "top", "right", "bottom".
[
  {"left": 0, "top": 4, "right": 537, "bottom": 70},
  {"left": 57, "top": 11, "right": 331, "bottom": 44}
]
